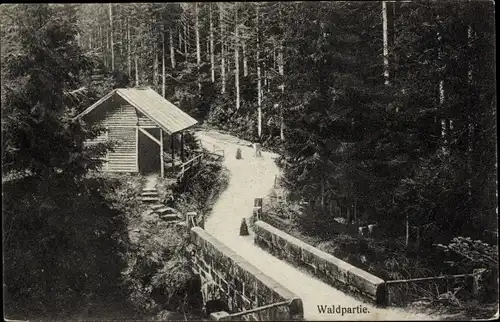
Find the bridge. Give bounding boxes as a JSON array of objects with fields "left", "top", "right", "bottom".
[
  {"left": 187, "top": 216, "right": 303, "bottom": 321},
  {"left": 172, "top": 130, "right": 437, "bottom": 321},
  {"left": 181, "top": 209, "right": 388, "bottom": 321}
]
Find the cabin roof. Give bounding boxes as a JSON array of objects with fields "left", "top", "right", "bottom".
[{"left": 75, "top": 87, "right": 198, "bottom": 134}]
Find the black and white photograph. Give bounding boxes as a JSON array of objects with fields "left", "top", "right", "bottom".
[{"left": 1, "top": 1, "right": 497, "bottom": 321}]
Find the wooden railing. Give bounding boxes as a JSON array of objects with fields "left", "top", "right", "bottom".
[
  {"left": 384, "top": 272, "right": 479, "bottom": 306},
  {"left": 196, "top": 138, "right": 225, "bottom": 160},
  {"left": 225, "top": 300, "right": 294, "bottom": 320},
  {"left": 177, "top": 153, "right": 204, "bottom": 179}
]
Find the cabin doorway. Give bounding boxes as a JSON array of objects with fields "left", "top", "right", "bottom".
[{"left": 138, "top": 128, "right": 161, "bottom": 175}]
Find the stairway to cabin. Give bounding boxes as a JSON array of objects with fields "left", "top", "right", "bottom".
[{"left": 140, "top": 186, "right": 182, "bottom": 223}]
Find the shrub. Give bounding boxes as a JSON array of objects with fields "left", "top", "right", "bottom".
[
  {"left": 236, "top": 147, "right": 242, "bottom": 159},
  {"left": 172, "top": 158, "right": 229, "bottom": 217},
  {"left": 3, "top": 175, "right": 133, "bottom": 319}
]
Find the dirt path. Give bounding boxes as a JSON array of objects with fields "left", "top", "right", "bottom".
[
  {"left": 195, "top": 129, "right": 436, "bottom": 321},
  {"left": 144, "top": 174, "right": 158, "bottom": 190}
]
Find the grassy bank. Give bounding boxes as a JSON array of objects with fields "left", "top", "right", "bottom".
[{"left": 156, "top": 156, "right": 230, "bottom": 220}]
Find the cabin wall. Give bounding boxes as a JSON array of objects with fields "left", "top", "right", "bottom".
[
  {"left": 105, "top": 102, "right": 138, "bottom": 172},
  {"left": 137, "top": 110, "right": 157, "bottom": 127},
  {"left": 107, "top": 127, "right": 137, "bottom": 172},
  {"left": 85, "top": 100, "right": 139, "bottom": 173}
]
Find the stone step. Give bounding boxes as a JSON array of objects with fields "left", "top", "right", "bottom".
[
  {"left": 155, "top": 206, "right": 177, "bottom": 215},
  {"left": 141, "top": 191, "right": 159, "bottom": 197},
  {"left": 160, "top": 214, "right": 180, "bottom": 222},
  {"left": 107, "top": 167, "right": 136, "bottom": 172},
  {"left": 150, "top": 203, "right": 164, "bottom": 210},
  {"left": 141, "top": 197, "right": 159, "bottom": 203}
]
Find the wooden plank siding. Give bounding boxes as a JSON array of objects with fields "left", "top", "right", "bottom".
[
  {"left": 84, "top": 104, "right": 139, "bottom": 173},
  {"left": 105, "top": 104, "right": 138, "bottom": 128},
  {"left": 107, "top": 127, "right": 137, "bottom": 172},
  {"left": 104, "top": 104, "right": 138, "bottom": 172},
  {"left": 137, "top": 110, "right": 158, "bottom": 127}
]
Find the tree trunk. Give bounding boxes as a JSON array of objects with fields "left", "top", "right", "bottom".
[
  {"left": 235, "top": 8, "right": 240, "bottom": 110},
  {"left": 467, "top": 24, "right": 474, "bottom": 198},
  {"left": 382, "top": 1, "right": 389, "bottom": 85},
  {"left": 437, "top": 22, "right": 448, "bottom": 156},
  {"left": 195, "top": 3, "right": 201, "bottom": 65},
  {"left": 405, "top": 213, "right": 410, "bottom": 247},
  {"left": 184, "top": 23, "right": 188, "bottom": 58},
  {"left": 162, "top": 32, "right": 166, "bottom": 97},
  {"left": 210, "top": 3, "right": 215, "bottom": 83},
  {"left": 135, "top": 53, "right": 139, "bottom": 86},
  {"left": 169, "top": 28, "right": 176, "bottom": 69},
  {"left": 279, "top": 40, "right": 285, "bottom": 141},
  {"left": 354, "top": 199, "right": 357, "bottom": 223},
  {"left": 104, "top": 23, "right": 109, "bottom": 69},
  {"left": 154, "top": 41, "right": 159, "bottom": 92},
  {"left": 206, "top": 38, "right": 210, "bottom": 61},
  {"left": 178, "top": 28, "right": 182, "bottom": 53},
  {"left": 264, "top": 67, "right": 269, "bottom": 93},
  {"left": 135, "top": 28, "right": 140, "bottom": 86},
  {"left": 220, "top": 3, "right": 226, "bottom": 94},
  {"left": 98, "top": 25, "right": 102, "bottom": 49},
  {"left": 256, "top": 4, "right": 262, "bottom": 138},
  {"left": 109, "top": 3, "right": 114, "bottom": 71},
  {"left": 242, "top": 40, "right": 248, "bottom": 77},
  {"left": 320, "top": 176, "right": 325, "bottom": 211},
  {"left": 195, "top": 2, "right": 201, "bottom": 93},
  {"left": 182, "top": 22, "right": 187, "bottom": 57},
  {"left": 127, "top": 18, "right": 131, "bottom": 77},
  {"left": 273, "top": 42, "right": 276, "bottom": 71},
  {"left": 117, "top": 18, "right": 121, "bottom": 58}
]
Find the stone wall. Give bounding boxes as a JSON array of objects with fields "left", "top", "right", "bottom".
[
  {"left": 253, "top": 221, "right": 387, "bottom": 306},
  {"left": 190, "top": 227, "right": 304, "bottom": 320}
]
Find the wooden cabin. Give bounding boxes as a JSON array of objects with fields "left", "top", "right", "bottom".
[{"left": 75, "top": 87, "right": 198, "bottom": 177}]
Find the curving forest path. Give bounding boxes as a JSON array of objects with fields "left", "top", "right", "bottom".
[{"left": 195, "top": 129, "right": 436, "bottom": 321}]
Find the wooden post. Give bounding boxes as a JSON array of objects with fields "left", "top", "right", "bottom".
[
  {"left": 181, "top": 131, "right": 185, "bottom": 162},
  {"left": 386, "top": 286, "right": 391, "bottom": 306},
  {"left": 405, "top": 213, "right": 409, "bottom": 247},
  {"left": 160, "top": 129, "right": 164, "bottom": 178},
  {"left": 171, "top": 134, "right": 175, "bottom": 174},
  {"left": 136, "top": 126, "right": 139, "bottom": 172}
]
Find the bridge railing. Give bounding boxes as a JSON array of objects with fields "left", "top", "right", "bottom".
[
  {"left": 223, "top": 300, "right": 301, "bottom": 321},
  {"left": 186, "top": 211, "right": 204, "bottom": 229}
]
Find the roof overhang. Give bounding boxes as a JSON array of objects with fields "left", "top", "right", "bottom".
[{"left": 74, "top": 88, "right": 198, "bottom": 135}]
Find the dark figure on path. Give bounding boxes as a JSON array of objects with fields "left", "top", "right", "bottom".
[{"left": 240, "top": 218, "right": 249, "bottom": 236}]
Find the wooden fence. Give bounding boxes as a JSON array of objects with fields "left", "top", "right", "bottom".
[
  {"left": 384, "top": 273, "right": 479, "bottom": 306},
  {"left": 177, "top": 153, "right": 204, "bottom": 179},
  {"left": 196, "top": 138, "right": 225, "bottom": 160}
]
